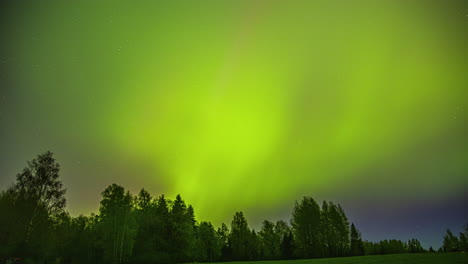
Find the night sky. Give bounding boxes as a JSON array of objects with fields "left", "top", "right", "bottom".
[{"left": 1, "top": 0, "right": 467, "bottom": 249}]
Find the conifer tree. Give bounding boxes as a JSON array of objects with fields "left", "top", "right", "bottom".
[{"left": 350, "top": 223, "right": 365, "bottom": 256}]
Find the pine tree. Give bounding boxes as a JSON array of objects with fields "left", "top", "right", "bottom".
[
  {"left": 217, "top": 222, "right": 231, "bottom": 261},
  {"left": 350, "top": 223, "right": 365, "bottom": 256},
  {"left": 169, "top": 194, "right": 196, "bottom": 263},
  {"left": 229, "top": 212, "right": 251, "bottom": 260},
  {"left": 196, "top": 221, "right": 222, "bottom": 262}
]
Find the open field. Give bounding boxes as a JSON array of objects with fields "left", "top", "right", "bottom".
[{"left": 211, "top": 253, "right": 467, "bottom": 264}]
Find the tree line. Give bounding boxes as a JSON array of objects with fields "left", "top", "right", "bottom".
[
  {"left": 0, "top": 152, "right": 465, "bottom": 263},
  {"left": 441, "top": 226, "right": 468, "bottom": 253}
]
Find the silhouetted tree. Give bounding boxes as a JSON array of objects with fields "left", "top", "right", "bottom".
[
  {"left": 322, "top": 202, "right": 350, "bottom": 257},
  {"left": 259, "top": 220, "right": 280, "bottom": 259},
  {"left": 0, "top": 190, "right": 25, "bottom": 257},
  {"left": 247, "top": 229, "right": 261, "bottom": 260},
  {"left": 168, "top": 194, "right": 196, "bottom": 263},
  {"left": 54, "top": 213, "right": 95, "bottom": 263},
  {"left": 407, "top": 238, "right": 424, "bottom": 253},
  {"left": 0, "top": 152, "right": 66, "bottom": 262},
  {"left": 196, "top": 221, "right": 222, "bottom": 262},
  {"left": 459, "top": 223, "right": 468, "bottom": 252},
  {"left": 363, "top": 239, "right": 408, "bottom": 255},
  {"left": 132, "top": 189, "right": 163, "bottom": 264},
  {"left": 135, "top": 188, "right": 152, "bottom": 210},
  {"left": 363, "top": 240, "right": 378, "bottom": 255},
  {"left": 350, "top": 223, "right": 365, "bottom": 256},
  {"left": 274, "top": 220, "right": 291, "bottom": 241},
  {"left": 2, "top": 153, "right": 450, "bottom": 262},
  {"left": 151, "top": 194, "right": 172, "bottom": 263},
  {"left": 280, "top": 230, "right": 295, "bottom": 259},
  {"left": 9, "top": 152, "right": 66, "bottom": 240},
  {"left": 229, "top": 212, "right": 251, "bottom": 260},
  {"left": 379, "top": 239, "right": 408, "bottom": 254},
  {"left": 319, "top": 201, "right": 329, "bottom": 257},
  {"left": 97, "top": 184, "right": 137, "bottom": 264},
  {"left": 217, "top": 222, "right": 231, "bottom": 261},
  {"left": 443, "top": 229, "right": 460, "bottom": 252},
  {"left": 291, "top": 197, "right": 322, "bottom": 258}
]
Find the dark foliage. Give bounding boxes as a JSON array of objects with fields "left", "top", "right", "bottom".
[
  {"left": 350, "top": 223, "right": 365, "bottom": 256},
  {"left": 2, "top": 152, "right": 461, "bottom": 263}
]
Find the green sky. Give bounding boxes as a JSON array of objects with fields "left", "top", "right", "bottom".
[{"left": 0, "top": 0, "right": 467, "bottom": 247}]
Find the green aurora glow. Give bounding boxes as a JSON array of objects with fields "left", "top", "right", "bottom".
[{"left": 1, "top": 0, "right": 467, "bottom": 229}]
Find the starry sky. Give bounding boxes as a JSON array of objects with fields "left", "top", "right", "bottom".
[{"left": 0, "top": 0, "right": 467, "bottom": 249}]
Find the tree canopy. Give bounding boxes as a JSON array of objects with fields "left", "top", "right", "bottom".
[{"left": 1, "top": 151, "right": 462, "bottom": 263}]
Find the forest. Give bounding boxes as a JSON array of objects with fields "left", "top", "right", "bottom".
[{"left": 0, "top": 152, "right": 466, "bottom": 264}]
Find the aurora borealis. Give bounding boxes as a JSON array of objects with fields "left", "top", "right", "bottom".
[{"left": 0, "top": 0, "right": 467, "bottom": 249}]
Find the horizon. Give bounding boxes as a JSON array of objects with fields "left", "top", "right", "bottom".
[
  {"left": 1, "top": 151, "right": 466, "bottom": 250},
  {"left": 1, "top": 0, "right": 467, "bottom": 253}
]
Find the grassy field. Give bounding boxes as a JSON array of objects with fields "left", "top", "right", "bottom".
[{"left": 211, "top": 253, "right": 467, "bottom": 264}]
